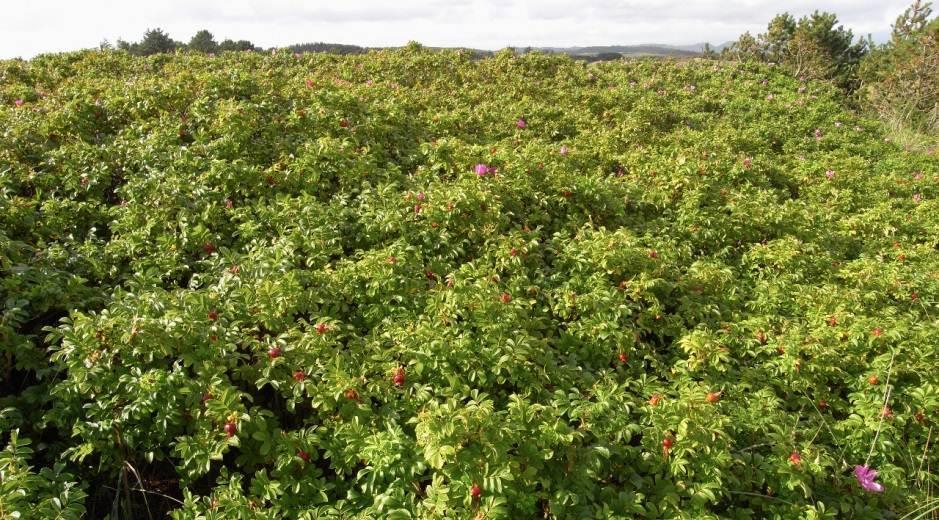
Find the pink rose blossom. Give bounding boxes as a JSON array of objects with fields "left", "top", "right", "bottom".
[{"left": 854, "top": 465, "right": 884, "bottom": 493}]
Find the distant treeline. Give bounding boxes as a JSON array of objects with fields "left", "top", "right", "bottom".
[
  {"left": 109, "top": 29, "right": 369, "bottom": 56},
  {"left": 111, "top": 29, "right": 258, "bottom": 55}
]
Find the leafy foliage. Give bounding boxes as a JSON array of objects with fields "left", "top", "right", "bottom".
[
  {"left": 0, "top": 428, "right": 86, "bottom": 519},
  {"left": 0, "top": 47, "right": 937, "bottom": 518}
]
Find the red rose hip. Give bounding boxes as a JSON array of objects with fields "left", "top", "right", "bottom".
[
  {"left": 392, "top": 367, "right": 406, "bottom": 387},
  {"left": 789, "top": 451, "right": 801, "bottom": 465}
]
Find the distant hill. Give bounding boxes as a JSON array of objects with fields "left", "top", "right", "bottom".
[
  {"left": 282, "top": 42, "right": 726, "bottom": 59},
  {"left": 534, "top": 45, "right": 702, "bottom": 57},
  {"left": 653, "top": 42, "right": 733, "bottom": 53},
  {"left": 286, "top": 42, "right": 367, "bottom": 54}
]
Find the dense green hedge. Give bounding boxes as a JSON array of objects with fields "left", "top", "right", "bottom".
[{"left": 1, "top": 47, "right": 937, "bottom": 518}]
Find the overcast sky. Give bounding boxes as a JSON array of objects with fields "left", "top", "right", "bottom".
[{"left": 2, "top": 0, "right": 911, "bottom": 59}]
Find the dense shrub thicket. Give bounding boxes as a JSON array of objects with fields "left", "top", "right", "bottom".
[{"left": 1, "top": 48, "right": 938, "bottom": 518}]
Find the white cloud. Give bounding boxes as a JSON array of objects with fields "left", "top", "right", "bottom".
[{"left": 1, "top": 0, "right": 912, "bottom": 59}]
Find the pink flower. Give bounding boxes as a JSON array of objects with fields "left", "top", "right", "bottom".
[
  {"left": 365, "top": 80, "right": 374, "bottom": 86},
  {"left": 516, "top": 118, "right": 526, "bottom": 129},
  {"left": 559, "top": 145, "right": 570, "bottom": 156},
  {"left": 743, "top": 157, "right": 752, "bottom": 169},
  {"left": 416, "top": 192, "right": 426, "bottom": 201},
  {"left": 826, "top": 170, "right": 835, "bottom": 180},
  {"left": 854, "top": 465, "right": 884, "bottom": 493},
  {"left": 765, "top": 94, "right": 774, "bottom": 100},
  {"left": 474, "top": 163, "right": 491, "bottom": 176},
  {"left": 814, "top": 128, "right": 823, "bottom": 140},
  {"left": 914, "top": 172, "right": 924, "bottom": 181},
  {"left": 913, "top": 193, "right": 923, "bottom": 203},
  {"left": 13, "top": 98, "right": 24, "bottom": 107},
  {"left": 305, "top": 79, "right": 314, "bottom": 89}
]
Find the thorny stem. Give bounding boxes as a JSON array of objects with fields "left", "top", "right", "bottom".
[
  {"left": 801, "top": 389, "right": 843, "bottom": 464},
  {"left": 917, "top": 426, "right": 932, "bottom": 488},
  {"left": 866, "top": 349, "right": 897, "bottom": 467}
]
